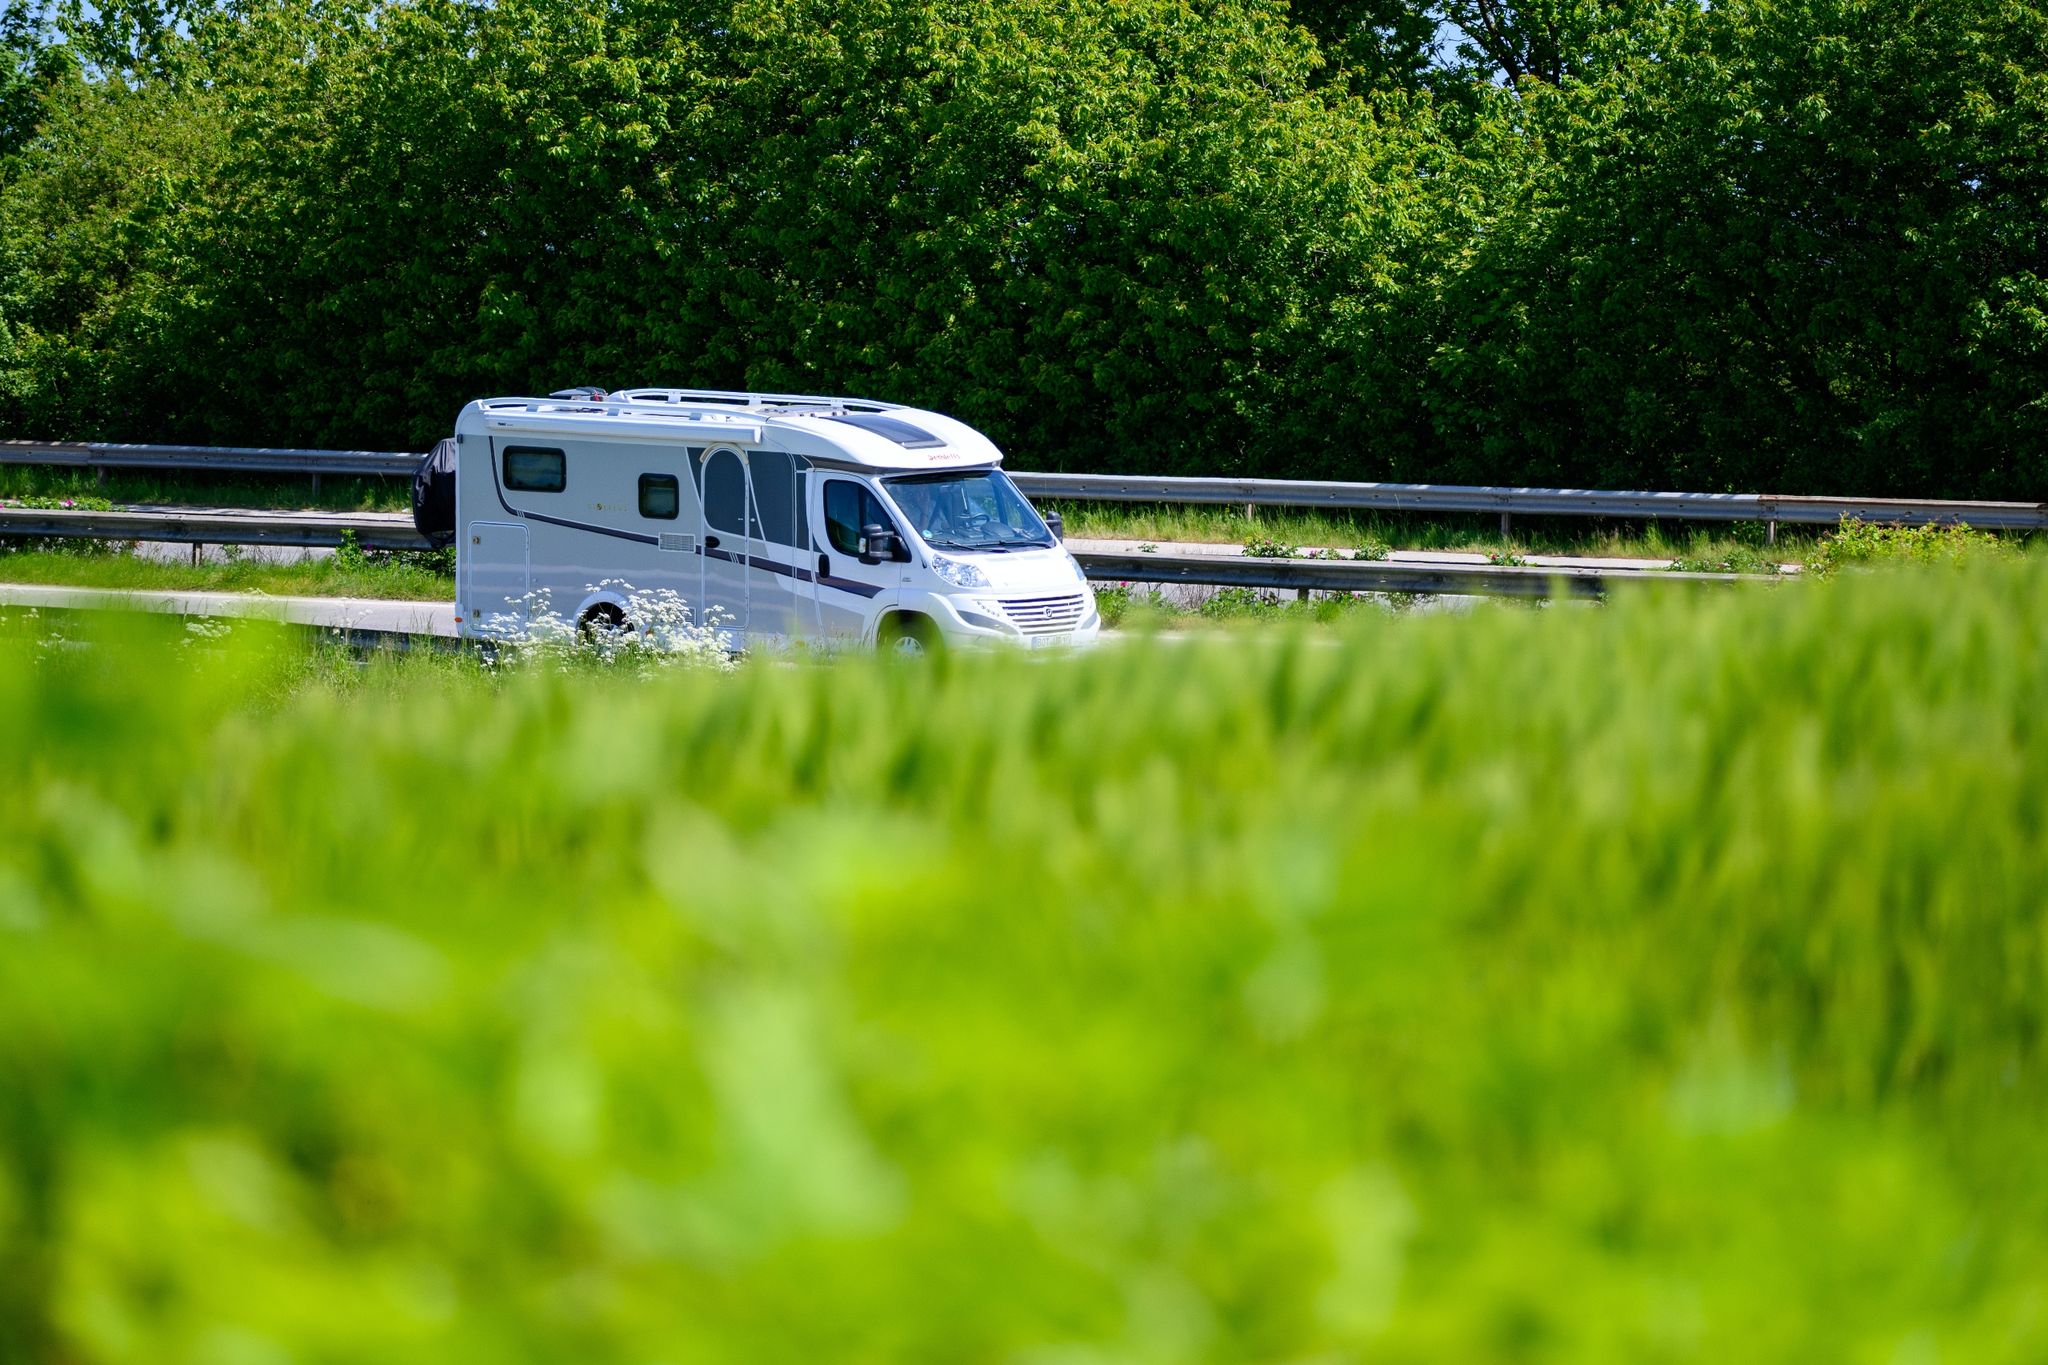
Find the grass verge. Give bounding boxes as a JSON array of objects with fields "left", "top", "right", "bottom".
[{"left": 3, "top": 560, "right": 2045, "bottom": 1359}]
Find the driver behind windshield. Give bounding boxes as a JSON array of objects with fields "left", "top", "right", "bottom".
[
  {"left": 910, "top": 482, "right": 970, "bottom": 542},
  {"left": 887, "top": 472, "right": 1051, "bottom": 551}
]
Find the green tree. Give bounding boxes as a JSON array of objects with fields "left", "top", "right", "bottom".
[
  {"left": 7, "top": 0, "right": 1448, "bottom": 474},
  {"left": 0, "top": 0, "right": 2041, "bottom": 497},
  {"left": 0, "top": 1, "right": 67, "bottom": 156},
  {"left": 1284, "top": 0, "right": 1441, "bottom": 88},
  {"left": 1416, "top": 0, "right": 2048, "bottom": 494}
]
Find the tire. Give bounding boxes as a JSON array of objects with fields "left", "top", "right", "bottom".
[
  {"left": 578, "top": 602, "right": 627, "bottom": 639},
  {"left": 876, "top": 613, "right": 940, "bottom": 657}
]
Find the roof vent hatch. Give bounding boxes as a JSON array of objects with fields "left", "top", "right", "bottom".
[{"left": 821, "top": 413, "right": 946, "bottom": 449}]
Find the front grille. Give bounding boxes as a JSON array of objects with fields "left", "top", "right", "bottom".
[{"left": 999, "top": 592, "right": 1087, "bottom": 633}]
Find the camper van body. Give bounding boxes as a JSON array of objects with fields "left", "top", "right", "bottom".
[{"left": 450, "top": 389, "right": 1099, "bottom": 651}]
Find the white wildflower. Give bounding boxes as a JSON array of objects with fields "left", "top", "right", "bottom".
[{"left": 474, "top": 583, "right": 733, "bottom": 675}]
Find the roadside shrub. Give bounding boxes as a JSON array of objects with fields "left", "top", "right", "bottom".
[
  {"left": 1091, "top": 582, "right": 1133, "bottom": 627},
  {"left": 1197, "top": 584, "right": 1285, "bottom": 617},
  {"left": 1805, "top": 518, "right": 2015, "bottom": 579},
  {"left": 1242, "top": 534, "right": 1298, "bottom": 559},
  {"left": 0, "top": 493, "right": 123, "bottom": 556},
  {"left": 326, "top": 530, "right": 458, "bottom": 588},
  {"left": 0, "top": 494, "right": 114, "bottom": 511},
  {"left": 331, "top": 529, "right": 370, "bottom": 573},
  {"left": 1668, "top": 545, "right": 1782, "bottom": 575}
]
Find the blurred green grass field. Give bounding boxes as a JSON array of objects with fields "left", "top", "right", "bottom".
[{"left": 2, "top": 562, "right": 2045, "bottom": 1363}]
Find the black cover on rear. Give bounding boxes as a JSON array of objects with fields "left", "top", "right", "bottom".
[{"left": 411, "top": 437, "right": 458, "bottom": 547}]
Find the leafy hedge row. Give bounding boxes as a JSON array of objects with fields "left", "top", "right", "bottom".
[
  {"left": 3, "top": 562, "right": 2046, "bottom": 1360},
  {"left": 0, "top": 0, "right": 2043, "bottom": 496}
]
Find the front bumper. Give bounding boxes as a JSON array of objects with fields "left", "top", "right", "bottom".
[{"left": 921, "top": 591, "right": 1102, "bottom": 649}]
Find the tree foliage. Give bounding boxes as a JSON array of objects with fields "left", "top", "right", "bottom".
[{"left": 0, "top": 0, "right": 2040, "bottom": 495}]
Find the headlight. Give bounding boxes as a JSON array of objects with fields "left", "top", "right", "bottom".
[
  {"left": 930, "top": 554, "right": 991, "bottom": 589},
  {"left": 956, "top": 609, "right": 1014, "bottom": 634}
]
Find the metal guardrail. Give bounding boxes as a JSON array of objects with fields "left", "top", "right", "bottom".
[
  {"left": 0, "top": 441, "right": 417, "bottom": 478},
  {"left": 3, "top": 440, "right": 2037, "bottom": 530},
  {"left": 1076, "top": 551, "right": 1749, "bottom": 598},
  {"left": 1011, "top": 473, "right": 2048, "bottom": 531},
  {"left": 1742, "top": 493, "right": 2048, "bottom": 530},
  {"left": 0, "top": 506, "right": 433, "bottom": 551},
  {"left": 1, "top": 507, "right": 1757, "bottom": 597},
  {"left": 1018, "top": 474, "right": 1772, "bottom": 522}
]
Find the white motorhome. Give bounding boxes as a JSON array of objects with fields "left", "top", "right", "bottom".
[{"left": 441, "top": 388, "right": 1099, "bottom": 652}]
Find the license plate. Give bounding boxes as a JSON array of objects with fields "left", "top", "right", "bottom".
[{"left": 1028, "top": 632, "right": 1074, "bottom": 649}]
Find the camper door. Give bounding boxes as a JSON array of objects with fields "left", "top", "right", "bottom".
[
  {"left": 744, "top": 450, "right": 811, "bottom": 642},
  {"left": 698, "top": 447, "right": 816, "bottom": 644},
  {"left": 699, "top": 449, "right": 751, "bottom": 638}
]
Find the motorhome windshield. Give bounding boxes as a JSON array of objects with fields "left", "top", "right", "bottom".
[{"left": 883, "top": 469, "right": 1056, "bottom": 552}]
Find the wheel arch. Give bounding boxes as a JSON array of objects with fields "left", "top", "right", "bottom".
[
  {"left": 874, "top": 609, "right": 941, "bottom": 653},
  {"left": 573, "top": 589, "right": 630, "bottom": 631}
]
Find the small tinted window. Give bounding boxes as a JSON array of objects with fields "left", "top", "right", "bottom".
[
  {"left": 824, "top": 479, "right": 893, "bottom": 556},
  {"left": 639, "top": 472, "right": 679, "bottom": 520},
  {"left": 503, "top": 446, "right": 566, "bottom": 492}
]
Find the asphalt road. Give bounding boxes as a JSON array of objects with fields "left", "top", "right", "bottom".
[{"left": 0, "top": 582, "right": 457, "bottom": 637}]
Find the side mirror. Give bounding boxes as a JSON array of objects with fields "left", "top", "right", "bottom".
[
  {"left": 1044, "top": 511, "right": 1065, "bottom": 542},
  {"left": 859, "top": 523, "right": 902, "bottom": 564}
]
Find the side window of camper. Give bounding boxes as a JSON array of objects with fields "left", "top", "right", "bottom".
[
  {"left": 502, "top": 446, "right": 566, "bottom": 493},
  {"left": 750, "top": 451, "right": 801, "bottom": 548},
  {"left": 703, "top": 450, "right": 748, "bottom": 535},
  {"left": 639, "top": 473, "right": 679, "bottom": 520},
  {"left": 823, "top": 480, "right": 892, "bottom": 556}
]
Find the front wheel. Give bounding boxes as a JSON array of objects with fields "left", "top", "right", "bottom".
[{"left": 876, "top": 614, "right": 941, "bottom": 657}]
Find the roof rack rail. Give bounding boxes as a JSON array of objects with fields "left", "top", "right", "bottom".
[
  {"left": 609, "top": 387, "right": 903, "bottom": 415},
  {"left": 475, "top": 396, "right": 766, "bottom": 424}
]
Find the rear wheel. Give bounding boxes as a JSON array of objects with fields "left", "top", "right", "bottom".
[
  {"left": 578, "top": 602, "right": 627, "bottom": 640},
  {"left": 876, "top": 613, "right": 940, "bottom": 657}
]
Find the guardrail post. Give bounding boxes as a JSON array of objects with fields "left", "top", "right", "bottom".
[
  {"left": 1767, "top": 520, "right": 1777, "bottom": 546},
  {"left": 1500, "top": 512, "right": 1512, "bottom": 537},
  {"left": 1245, "top": 502, "right": 1255, "bottom": 522},
  {"left": 310, "top": 472, "right": 322, "bottom": 499}
]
